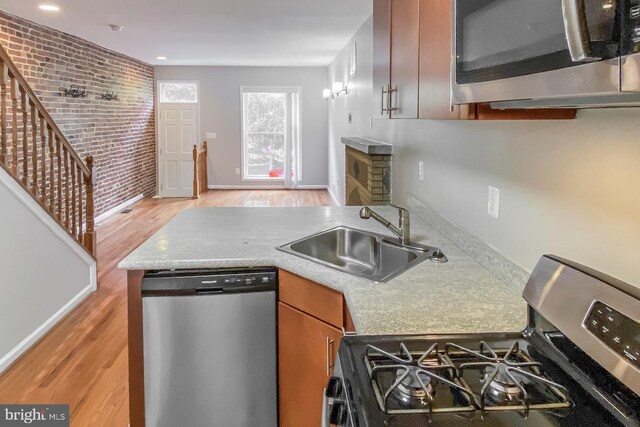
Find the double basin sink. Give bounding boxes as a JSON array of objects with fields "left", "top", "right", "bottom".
[{"left": 277, "top": 226, "right": 440, "bottom": 282}]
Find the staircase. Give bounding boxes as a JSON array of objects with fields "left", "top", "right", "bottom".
[{"left": 0, "top": 43, "right": 96, "bottom": 257}]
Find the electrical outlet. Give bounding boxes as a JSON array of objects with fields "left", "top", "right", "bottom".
[
  {"left": 418, "top": 161, "right": 424, "bottom": 181},
  {"left": 488, "top": 186, "right": 500, "bottom": 219},
  {"left": 235, "top": 168, "right": 240, "bottom": 175}
]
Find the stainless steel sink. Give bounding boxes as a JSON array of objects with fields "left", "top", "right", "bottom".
[{"left": 277, "top": 226, "right": 438, "bottom": 282}]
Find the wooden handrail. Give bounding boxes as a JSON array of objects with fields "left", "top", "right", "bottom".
[
  {"left": 0, "top": 42, "right": 96, "bottom": 258},
  {"left": 0, "top": 44, "right": 90, "bottom": 176},
  {"left": 192, "top": 141, "right": 208, "bottom": 199}
]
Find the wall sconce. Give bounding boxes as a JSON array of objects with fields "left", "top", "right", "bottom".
[
  {"left": 333, "top": 81, "right": 349, "bottom": 97},
  {"left": 324, "top": 81, "right": 349, "bottom": 100}
]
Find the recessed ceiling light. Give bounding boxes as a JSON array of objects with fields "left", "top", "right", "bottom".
[
  {"left": 156, "top": 56, "right": 167, "bottom": 60},
  {"left": 109, "top": 24, "right": 124, "bottom": 32},
  {"left": 38, "top": 4, "right": 60, "bottom": 11}
]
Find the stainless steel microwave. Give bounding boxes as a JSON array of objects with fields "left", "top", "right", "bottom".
[{"left": 452, "top": 0, "right": 640, "bottom": 108}]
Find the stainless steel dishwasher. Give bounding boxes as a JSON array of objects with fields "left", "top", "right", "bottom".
[{"left": 141, "top": 268, "right": 278, "bottom": 427}]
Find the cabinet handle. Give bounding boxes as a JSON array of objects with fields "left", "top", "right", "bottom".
[
  {"left": 388, "top": 84, "right": 399, "bottom": 114},
  {"left": 381, "top": 86, "right": 388, "bottom": 115},
  {"left": 326, "top": 336, "right": 335, "bottom": 376}
]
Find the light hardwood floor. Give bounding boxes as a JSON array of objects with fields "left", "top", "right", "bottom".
[{"left": 0, "top": 190, "right": 332, "bottom": 426}]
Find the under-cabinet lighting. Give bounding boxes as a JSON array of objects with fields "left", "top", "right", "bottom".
[{"left": 38, "top": 4, "right": 60, "bottom": 11}]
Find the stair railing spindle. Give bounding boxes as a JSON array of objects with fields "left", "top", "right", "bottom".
[
  {"left": 20, "top": 87, "right": 28, "bottom": 186},
  {"left": 47, "top": 126, "right": 55, "bottom": 211},
  {"left": 9, "top": 74, "right": 17, "bottom": 176},
  {"left": 30, "top": 101, "right": 38, "bottom": 194},
  {"left": 0, "top": 62, "right": 6, "bottom": 165},
  {"left": 83, "top": 156, "right": 95, "bottom": 255},
  {"left": 39, "top": 115, "right": 46, "bottom": 203},
  {"left": 56, "top": 138, "right": 62, "bottom": 221}
]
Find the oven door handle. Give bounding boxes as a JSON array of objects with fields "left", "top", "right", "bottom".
[
  {"left": 561, "top": 0, "right": 601, "bottom": 62},
  {"left": 321, "top": 388, "right": 330, "bottom": 427}
]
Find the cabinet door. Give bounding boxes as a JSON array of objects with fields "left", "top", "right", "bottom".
[
  {"left": 390, "top": 0, "right": 420, "bottom": 119},
  {"left": 278, "top": 302, "right": 342, "bottom": 427},
  {"left": 418, "top": 0, "right": 469, "bottom": 120},
  {"left": 373, "top": 0, "right": 391, "bottom": 119}
]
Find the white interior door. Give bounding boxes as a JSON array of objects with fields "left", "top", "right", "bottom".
[{"left": 158, "top": 103, "right": 198, "bottom": 197}]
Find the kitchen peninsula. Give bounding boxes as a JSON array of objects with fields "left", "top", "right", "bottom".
[{"left": 119, "top": 201, "right": 528, "bottom": 426}]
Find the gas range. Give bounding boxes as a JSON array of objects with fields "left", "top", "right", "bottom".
[{"left": 324, "top": 256, "right": 640, "bottom": 426}]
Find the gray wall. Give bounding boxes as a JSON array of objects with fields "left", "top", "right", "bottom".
[
  {"left": 328, "top": 16, "right": 640, "bottom": 286},
  {"left": 155, "top": 66, "right": 329, "bottom": 187},
  {"left": 0, "top": 168, "right": 96, "bottom": 373}
]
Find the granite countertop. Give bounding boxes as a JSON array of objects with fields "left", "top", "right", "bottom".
[
  {"left": 341, "top": 136, "right": 393, "bottom": 155},
  {"left": 118, "top": 206, "right": 527, "bottom": 335}
]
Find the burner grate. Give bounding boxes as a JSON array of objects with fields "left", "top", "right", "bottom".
[
  {"left": 364, "top": 341, "right": 573, "bottom": 417},
  {"left": 445, "top": 341, "right": 572, "bottom": 415},
  {"left": 365, "top": 343, "right": 476, "bottom": 415}
]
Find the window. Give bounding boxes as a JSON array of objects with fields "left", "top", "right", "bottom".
[
  {"left": 158, "top": 82, "right": 198, "bottom": 103},
  {"left": 241, "top": 87, "right": 301, "bottom": 181}
]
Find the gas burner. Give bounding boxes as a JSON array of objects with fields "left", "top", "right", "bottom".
[
  {"left": 365, "top": 343, "right": 475, "bottom": 415},
  {"left": 444, "top": 341, "right": 572, "bottom": 413},
  {"left": 395, "top": 365, "right": 434, "bottom": 403},
  {"left": 482, "top": 361, "right": 526, "bottom": 403}
]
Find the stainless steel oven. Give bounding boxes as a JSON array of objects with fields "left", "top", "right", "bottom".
[{"left": 452, "top": 0, "right": 640, "bottom": 108}]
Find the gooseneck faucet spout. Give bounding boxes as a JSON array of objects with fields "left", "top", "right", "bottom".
[{"left": 359, "top": 204, "right": 410, "bottom": 245}]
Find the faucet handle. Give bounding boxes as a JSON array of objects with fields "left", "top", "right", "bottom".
[{"left": 388, "top": 203, "right": 409, "bottom": 214}]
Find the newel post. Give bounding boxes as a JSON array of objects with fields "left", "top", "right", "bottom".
[
  {"left": 203, "top": 140, "right": 208, "bottom": 188},
  {"left": 84, "top": 156, "right": 96, "bottom": 256},
  {"left": 192, "top": 144, "right": 199, "bottom": 199}
]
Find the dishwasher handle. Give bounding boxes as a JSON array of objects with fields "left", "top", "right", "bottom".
[{"left": 195, "top": 287, "right": 224, "bottom": 295}]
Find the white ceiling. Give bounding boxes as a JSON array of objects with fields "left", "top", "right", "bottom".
[{"left": 0, "top": 0, "right": 372, "bottom": 66}]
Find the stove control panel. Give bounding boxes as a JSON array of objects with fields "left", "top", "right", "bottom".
[{"left": 585, "top": 301, "right": 640, "bottom": 368}]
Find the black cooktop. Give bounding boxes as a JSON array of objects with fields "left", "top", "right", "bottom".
[{"left": 337, "top": 330, "right": 640, "bottom": 427}]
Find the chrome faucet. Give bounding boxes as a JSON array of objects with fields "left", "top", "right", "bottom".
[{"left": 359, "top": 204, "right": 411, "bottom": 245}]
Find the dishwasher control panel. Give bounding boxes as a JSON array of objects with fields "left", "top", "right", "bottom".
[
  {"left": 198, "top": 272, "right": 275, "bottom": 287},
  {"left": 141, "top": 268, "right": 278, "bottom": 295}
]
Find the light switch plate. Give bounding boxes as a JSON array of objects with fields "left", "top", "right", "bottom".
[
  {"left": 488, "top": 186, "right": 500, "bottom": 219},
  {"left": 206, "top": 132, "right": 217, "bottom": 139},
  {"left": 235, "top": 168, "right": 240, "bottom": 175},
  {"left": 418, "top": 161, "right": 424, "bottom": 181}
]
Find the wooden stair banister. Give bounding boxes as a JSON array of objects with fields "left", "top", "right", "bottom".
[
  {"left": 0, "top": 42, "right": 96, "bottom": 258},
  {"left": 192, "top": 140, "right": 208, "bottom": 199}
]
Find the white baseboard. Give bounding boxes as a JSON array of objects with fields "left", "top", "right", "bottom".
[
  {"left": 95, "top": 193, "right": 144, "bottom": 224},
  {"left": 0, "top": 280, "right": 96, "bottom": 374},
  {"left": 327, "top": 186, "right": 342, "bottom": 207},
  {"left": 207, "top": 185, "right": 329, "bottom": 190}
]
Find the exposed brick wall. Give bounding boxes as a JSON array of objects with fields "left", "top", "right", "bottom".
[{"left": 0, "top": 11, "right": 156, "bottom": 216}]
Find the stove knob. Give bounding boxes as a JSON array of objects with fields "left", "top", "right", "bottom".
[
  {"left": 325, "top": 376, "right": 343, "bottom": 398},
  {"left": 329, "top": 401, "right": 347, "bottom": 426}
]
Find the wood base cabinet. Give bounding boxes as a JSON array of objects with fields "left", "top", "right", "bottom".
[
  {"left": 278, "top": 303, "right": 342, "bottom": 427},
  {"left": 278, "top": 270, "right": 347, "bottom": 427}
]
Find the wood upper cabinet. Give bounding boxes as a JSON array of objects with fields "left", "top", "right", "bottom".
[
  {"left": 373, "top": 0, "right": 391, "bottom": 120},
  {"left": 374, "top": 0, "right": 576, "bottom": 121},
  {"left": 278, "top": 270, "right": 345, "bottom": 427},
  {"left": 419, "top": 0, "right": 472, "bottom": 120},
  {"left": 373, "top": 0, "right": 420, "bottom": 119}
]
